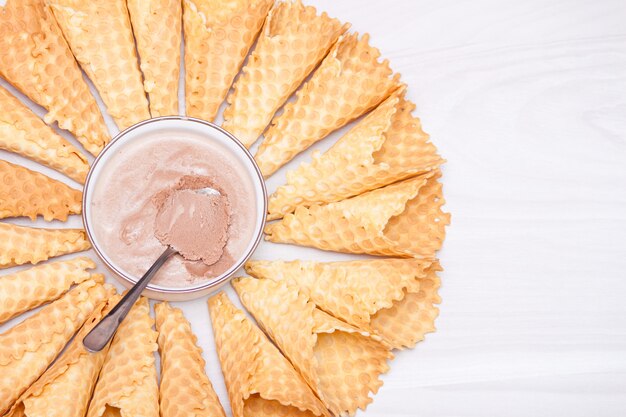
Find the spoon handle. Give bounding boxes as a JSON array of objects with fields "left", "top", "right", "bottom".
[{"left": 83, "top": 246, "right": 177, "bottom": 352}]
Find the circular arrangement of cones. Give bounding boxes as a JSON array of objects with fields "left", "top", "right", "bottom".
[{"left": 0, "top": 0, "right": 449, "bottom": 416}]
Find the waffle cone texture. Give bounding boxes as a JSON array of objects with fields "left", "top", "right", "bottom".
[
  {"left": 184, "top": 0, "right": 274, "bottom": 121},
  {"left": 49, "top": 0, "right": 150, "bottom": 130},
  {"left": 265, "top": 173, "right": 450, "bottom": 258},
  {"left": 233, "top": 277, "right": 393, "bottom": 416},
  {"left": 156, "top": 302, "right": 227, "bottom": 417},
  {"left": 5, "top": 294, "right": 120, "bottom": 417},
  {"left": 127, "top": 0, "right": 181, "bottom": 117},
  {"left": 246, "top": 258, "right": 442, "bottom": 349},
  {"left": 87, "top": 297, "right": 159, "bottom": 417},
  {"left": 368, "top": 267, "right": 441, "bottom": 350},
  {"left": 208, "top": 292, "right": 329, "bottom": 417},
  {"left": 0, "top": 86, "right": 89, "bottom": 183},
  {"left": 0, "top": 160, "right": 82, "bottom": 221},
  {"left": 0, "top": 256, "right": 96, "bottom": 325},
  {"left": 0, "top": 278, "right": 112, "bottom": 415},
  {"left": 222, "top": 0, "right": 348, "bottom": 147},
  {"left": 267, "top": 90, "right": 444, "bottom": 219},
  {"left": 0, "top": 223, "right": 91, "bottom": 268},
  {"left": 0, "top": 0, "right": 110, "bottom": 155},
  {"left": 255, "top": 32, "right": 403, "bottom": 177}
]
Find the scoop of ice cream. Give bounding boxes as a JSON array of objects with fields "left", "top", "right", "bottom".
[{"left": 154, "top": 187, "right": 231, "bottom": 265}]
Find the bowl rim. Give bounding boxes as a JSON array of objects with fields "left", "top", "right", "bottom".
[{"left": 82, "top": 116, "right": 268, "bottom": 295}]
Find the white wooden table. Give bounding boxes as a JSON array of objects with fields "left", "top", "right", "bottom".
[{"left": 1, "top": 0, "right": 625, "bottom": 415}]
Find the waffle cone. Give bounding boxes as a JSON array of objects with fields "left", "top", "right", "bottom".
[
  {"left": 222, "top": 0, "right": 348, "bottom": 147},
  {"left": 87, "top": 297, "right": 159, "bottom": 417},
  {"left": 265, "top": 173, "right": 450, "bottom": 258},
  {"left": 155, "top": 302, "right": 226, "bottom": 417},
  {"left": 267, "top": 91, "right": 444, "bottom": 219},
  {"left": 370, "top": 267, "right": 441, "bottom": 349},
  {"left": 256, "top": 33, "right": 403, "bottom": 177},
  {"left": 0, "top": 256, "right": 96, "bottom": 325},
  {"left": 0, "top": 0, "right": 110, "bottom": 155},
  {"left": 0, "top": 278, "right": 112, "bottom": 415},
  {"left": 0, "top": 223, "right": 91, "bottom": 268},
  {"left": 233, "top": 277, "right": 392, "bottom": 416},
  {"left": 5, "top": 294, "right": 120, "bottom": 417},
  {"left": 208, "top": 292, "right": 328, "bottom": 417},
  {"left": 127, "top": 0, "right": 181, "bottom": 117},
  {"left": 0, "top": 86, "right": 89, "bottom": 183},
  {"left": 184, "top": 0, "right": 273, "bottom": 121},
  {"left": 0, "top": 160, "right": 82, "bottom": 222},
  {"left": 246, "top": 258, "right": 441, "bottom": 349},
  {"left": 49, "top": 0, "right": 150, "bottom": 130}
]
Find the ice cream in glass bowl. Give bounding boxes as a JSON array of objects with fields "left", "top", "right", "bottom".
[{"left": 82, "top": 117, "right": 267, "bottom": 301}]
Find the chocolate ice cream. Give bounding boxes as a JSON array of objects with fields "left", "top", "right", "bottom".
[
  {"left": 90, "top": 135, "right": 257, "bottom": 287},
  {"left": 154, "top": 180, "right": 231, "bottom": 265}
]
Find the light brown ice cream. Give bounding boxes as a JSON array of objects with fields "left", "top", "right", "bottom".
[
  {"left": 90, "top": 134, "right": 257, "bottom": 287},
  {"left": 153, "top": 177, "right": 231, "bottom": 265}
]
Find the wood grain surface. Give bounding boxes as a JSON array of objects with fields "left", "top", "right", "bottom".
[{"left": 1, "top": 0, "right": 625, "bottom": 415}]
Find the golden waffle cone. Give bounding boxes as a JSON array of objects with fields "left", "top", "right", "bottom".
[
  {"left": 5, "top": 294, "right": 121, "bottom": 417},
  {"left": 0, "top": 278, "right": 113, "bottom": 415},
  {"left": 49, "top": 0, "right": 151, "bottom": 130},
  {"left": 0, "top": 256, "right": 96, "bottom": 325},
  {"left": 246, "top": 258, "right": 442, "bottom": 349},
  {"left": 0, "top": 0, "right": 110, "bottom": 156},
  {"left": 233, "top": 277, "right": 321, "bottom": 395},
  {"left": 256, "top": 33, "right": 403, "bottom": 177},
  {"left": 265, "top": 172, "right": 450, "bottom": 258},
  {"left": 155, "top": 302, "right": 227, "bottom": 417},
  {"left": 208, "top": 292, "right": 329, "bottom": 417},
  {"left": 0, "top": 86, "right": 90, "bottom": 183},
  {"left": 183, "top": 0, "right": 273, "bottom": 121},
  {"left": 86, "top": 297, "right": 159, "bottom": 417},
  {"left": 0, "top": 160, "right": 82, "bottom": 222},
  {"left": 0, "top": 223, "right": 91, "bottom": 268},
  {"left": 267, "top": 91, "right": 444, "bottom": 219},
  {"left": 312, "top": 310, "right": 392, "bottom": 416},
  {"left": 245, "top": 258, "right": 432, "bottom": 327},
  {"left": 222, "top": 0, "right": 348, "bottom": 147},
  {"left": 370, "top": 267, "right": 441, "bottom": 349},
  {"left": 127, "top": 0, "right": 181, "bottom": 117},
  {"left": 233, "top": 277, "right": 392, "bottom": 416}
]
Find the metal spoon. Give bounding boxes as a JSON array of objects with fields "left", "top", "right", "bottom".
[{"left": 83, "top": 186, "right": 220, "bottom": 352}]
